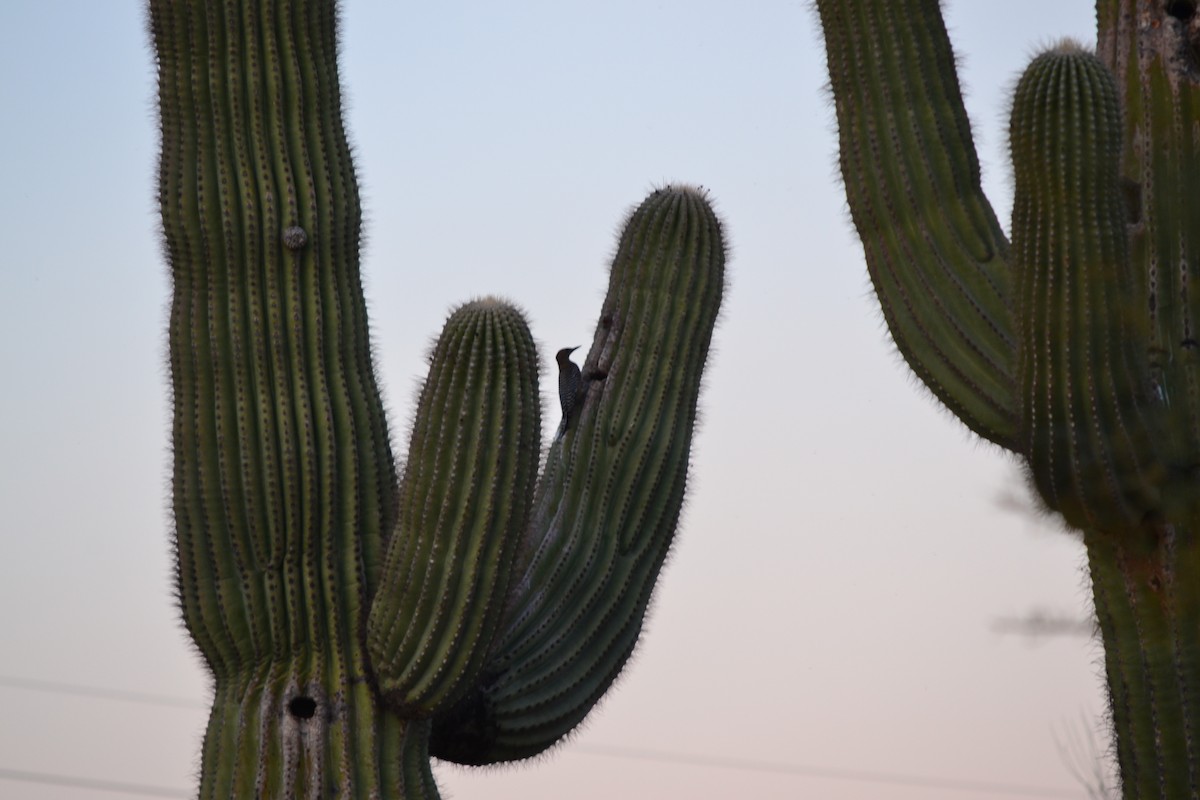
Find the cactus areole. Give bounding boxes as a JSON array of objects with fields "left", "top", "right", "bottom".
[
  {"left": 817, "top": 1, "right": 1200, "bottom": 796},
  {"left": 149, "top": 1, "right": 724, "bottom": 797}
]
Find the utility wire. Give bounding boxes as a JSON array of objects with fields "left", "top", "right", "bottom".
[
  {"left": 992, "top": 620, "right": 1094, "bottom": 638},
  {"left": 1, "top": 674, "right": 1086, "bottom": 798},
  {"left": 0, "top": 767, "right": 189, "bottom": 798},
  {"left": 0, "top": 674, "right": 206, "bottom": 709},
  {"left": 575, "top": 744, "right": 1083, "bottom": 798}
]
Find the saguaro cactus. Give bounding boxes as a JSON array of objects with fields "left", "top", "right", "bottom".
[
  {"left": 149, "top": 1, "right": 724, "bottom": 798},
  {"left": 816, "top": 1, "right": 1200, "bottom": 796}
]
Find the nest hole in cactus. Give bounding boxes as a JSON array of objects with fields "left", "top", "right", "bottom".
[
  {"left": 1167, "top": 0, "right": 1197, "bottom": 21},
  {"left": 1166, "top": 0, "right": 1200, "bottom": 66},
  {"left": 288, "top": 696, "right": 317, "bottom": 720}
]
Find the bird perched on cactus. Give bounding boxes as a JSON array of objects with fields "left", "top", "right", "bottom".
[{"left": 555, "top": 345, "right": 582, "bottom": 433}]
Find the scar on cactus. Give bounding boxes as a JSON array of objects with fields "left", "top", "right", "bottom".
[{"left": 282, "top": 225, "right": 308, "bottom": 251}]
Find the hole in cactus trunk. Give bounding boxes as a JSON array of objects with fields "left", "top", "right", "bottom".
[
  {"left": 1167, "top": 1, "right": 1196, "bottom": 20},
  {"left": 288, "top": 696, "right": 317, "bottom": 719},
  {"left": 1168, "top": 0, "right": 1200, "bottom": 69}
]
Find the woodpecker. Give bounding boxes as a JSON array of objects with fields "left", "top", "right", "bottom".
[{"left": 556, "top": 346, "right": 582, "bottom": 431}]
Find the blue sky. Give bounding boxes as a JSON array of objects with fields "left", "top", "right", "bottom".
[{"left": 0, "top": 1, "right": 1109, "bottom": 798}]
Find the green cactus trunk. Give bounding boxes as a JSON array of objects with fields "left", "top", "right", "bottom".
[
  {"left": 150, "top": 0, "right": 427, "bottom": 794},
  {"left": 1087, "top": 528, "right": 1200, "bottom": 797},
  {"left": 150, "top": 0, "right": 725, "bottom": 796},
  {"left": 199, "top": 672, "right": 435, "bottom": 798},
  {"left": 816, "top": 0, "right": 1200, "bottom": 795}
]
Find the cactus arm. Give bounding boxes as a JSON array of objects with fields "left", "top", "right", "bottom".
[
  {"left": 1010, "top": 47, "right": 1162, "bottom": 532},
  {"left": 431, "top": 186, "right": 725, "bottom": 764},
  {"left": 367, "top": 300, "right": 542, "bottom": 718},
  {"left": 815, "top": 0, "right": 1018, "bottom": 447},
  {"left": 150, "top": 0, "right": 438, "bottom": 796}
]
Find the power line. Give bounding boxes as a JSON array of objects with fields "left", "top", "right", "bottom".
[
  {"left": 0, "top": 674, "right": 1087, "bottom": 798},
  {"left": 0, "top": 767, "right": 189, "bottom": 798},
  {"left": 0, "top": 755, "right": 1087, "bottom": 800},
  {"left": 0, "top": 674, "right": 205, "bottom": 710},
  {"left": 992, "top": 611, "right": 1095, "bottom": 639},
  {"left": 574, "top": 744, "right": 1084, "bottom": 798}
]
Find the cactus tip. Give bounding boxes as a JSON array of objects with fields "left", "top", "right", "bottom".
[
  {"left": 1041, "top": 37, "right": 1092, "bottom": 56},
  {"left": 463, "top": 295, "right": 509, "bottom": 310},
  {"left": 650, "top": 181, "right": 712, "bottom": 201}
]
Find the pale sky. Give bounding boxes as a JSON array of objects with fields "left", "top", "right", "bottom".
[{"left": 0, "top": 1, "right": 1110, "bottom": 798}]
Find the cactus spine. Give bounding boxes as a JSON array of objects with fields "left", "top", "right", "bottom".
[
  {"left": 817, "top": 1, "right": 1200, "bottom": 795},
  {"left": 149, "top": 0, "right": 724, "bottom": 796}
]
